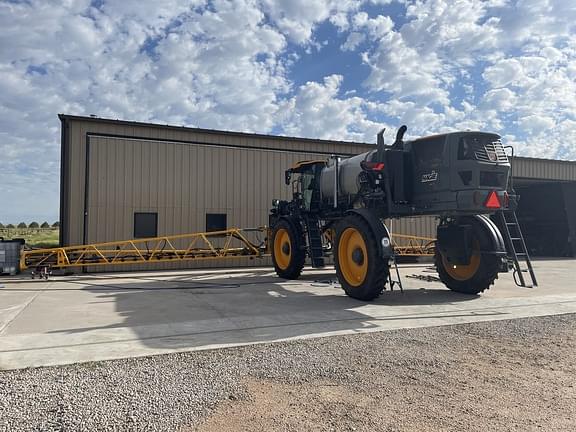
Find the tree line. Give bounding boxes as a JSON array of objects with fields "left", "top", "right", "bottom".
[{"left": 0, "top": 222, "right": 60, "bottom": 229}]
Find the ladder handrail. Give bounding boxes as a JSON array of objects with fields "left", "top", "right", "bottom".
[
  {"left": 504, "top": 145, "right": 515, "bottom": 193},
  {"left": 497, "top": 210, "right": 538, "bottom": 288}
]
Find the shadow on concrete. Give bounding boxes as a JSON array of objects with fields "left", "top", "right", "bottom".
[{"left": 31, "top": 268, "right": 493, "bottom": 353}]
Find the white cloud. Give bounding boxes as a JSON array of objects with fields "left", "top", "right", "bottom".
[
  {"left": 260, "top": 0, "right": 361, "bottom": 44},
  {"left": 355, "top": 1, "right": 499, "bottom": 123},
  {"left": 362, "top": 30, "right": 449, "bottom": 106},
  {"left": 341, "top": 32, "right": 366, "bottom": 51},
  {"left": 482, "top": 58, "right": 525, "bottom": 87},
  {"left": 352, "top": 12, "right": 394, "bottom": 38},
  {"left": 401, "top": 0, "right": 501, "bottom": 64},
  {"left": 1, "top": 0, "right": 576, "bottom": 222},
  {"left": 329, "top": 12, "right": 350, "bottom": 31},
  {"left": 518, "top": 115, "right": 556, "bottom": 135},
  {"left": 380, "top": 100, "right": 447, "bottom": 133},
  {"left": 143, "top": 1, "right": 290, "bottom": 131},
  {"left": 278, "top": 75, "right": 383, "bottom": 142},
  {"left": 0, "top": 0, "right": 292, "bottom": 221},
  {"left": 541, "top": 46, "right": 564, "bottom": 63},
  {"left": 101, "top": 0, "right": 198, "bottom": 28},
  {"left": 481, "top": 88, "right": 517, "bottom": 111},
  {"left": 357, "top": 0, "right": 576, "bottom": 156},
  {"left": 496, "top": 0, "right": 576, "bottom": 50}
]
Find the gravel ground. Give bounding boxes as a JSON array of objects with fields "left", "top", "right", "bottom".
[{"left": 1, "top": 314, "right": 575, "bottom": 431}]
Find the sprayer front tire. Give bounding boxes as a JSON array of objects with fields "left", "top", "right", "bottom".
[
  {"left": 271, "top": 218, "right": 306, "bottom": 280},
  {"left": 334, "top": 215, "right": 389, "bottom": 301}
]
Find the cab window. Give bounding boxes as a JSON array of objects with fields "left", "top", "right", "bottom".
[{"left": 411, "top": 137, "right": 445, "bottom": 169}]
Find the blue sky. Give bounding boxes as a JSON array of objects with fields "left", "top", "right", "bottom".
[{"left": 1, "top": 0, "right": 575, "bottom": 223}]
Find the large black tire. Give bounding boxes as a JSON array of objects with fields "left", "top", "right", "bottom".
[
  {"left": 435, "top": 220, "right": 499, "bottom": 295},
  {"left": 271, "top": 218, "right": 306, "bottom": 280},
  {"left": 334, "top": 215, "right": 389, "bottom": 301}
]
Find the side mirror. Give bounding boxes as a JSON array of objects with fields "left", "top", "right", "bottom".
[{"left": 285, "top": 170, "right": 292, "bottom": 185}]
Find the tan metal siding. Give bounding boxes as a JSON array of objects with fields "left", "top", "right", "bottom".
[
  {"left": 82, "top": 137, "right": 329, "bottom": 270},
  {"left": 386, "top": 216, "right": 436, "bottom": 238},
  {"left": 513, "top": 157, "right": 576, "bottom": 181}
]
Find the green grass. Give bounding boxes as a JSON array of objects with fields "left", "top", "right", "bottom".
[{"left": 0, "top": 228, "right": 60, "bottom": 248}]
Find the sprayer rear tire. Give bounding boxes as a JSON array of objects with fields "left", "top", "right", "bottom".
[
  {"left": 435, "top": 221, "right": 499, "bottom": 295},
  {"left": 271, "top": 218, "right": 306, "bottom": 280},
  {"left": 334, "top": 215, "right": 388, "bottom": 301}
]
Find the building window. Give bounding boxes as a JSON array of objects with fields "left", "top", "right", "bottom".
[
  {"left": 206, "top": 213, "right": 227, "bottom": 232},
  {"left": 134, "top": 212, "right": 158, "bottom": 238}
]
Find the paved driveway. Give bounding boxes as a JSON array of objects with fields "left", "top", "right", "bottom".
[{"left": 1, "top": 260, "right": 575, "bottom": 370}]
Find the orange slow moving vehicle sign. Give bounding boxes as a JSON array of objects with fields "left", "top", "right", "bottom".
[{"left": 484, "top": 190, "right": 501, "bottom": 209}]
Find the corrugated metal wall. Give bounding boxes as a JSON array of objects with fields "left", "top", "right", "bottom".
[
  {"left": 86, "top": 136, "right": 333, "bottom": 269},
  {"left": 60, "top": 115, "right": 576, "bottom": 271},
  {"left": 512, "top": 157, "right": 576, "bottom": 181}
]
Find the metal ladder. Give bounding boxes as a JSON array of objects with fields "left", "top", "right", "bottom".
[
  {"left": 386, "top": 222, "right": 403, "bottom": 291},
  {"left": 496, "top": 210, "right": 538, "bottom": 288},
  {"left": 388, "top": 254, "right": 403, "bottom": 291},
  {"left": 303, "top": 215, "right": 325, "bottom": 268}
]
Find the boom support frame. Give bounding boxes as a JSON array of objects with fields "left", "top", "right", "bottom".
[
  {"left": 21, "top": 228, "right": 267, "bottom": 271},
  {"left": 19, "top": 227, "right": 436, "bottom": 274}
]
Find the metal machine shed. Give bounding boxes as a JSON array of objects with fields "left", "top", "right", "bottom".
[{"left": 59, "top": 114, "right": 576, "bottom": 271}]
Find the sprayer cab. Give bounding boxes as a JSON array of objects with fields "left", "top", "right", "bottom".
[{"left": 389, "top": 130, "right": 512, "bottom": 216}]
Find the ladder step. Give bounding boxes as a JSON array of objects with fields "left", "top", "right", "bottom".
[
  {"left": 304, "top": 217, "right": 324, "bottom": 263},
  {"left": 510, "top": 238, "right": 522, "bottom": 241},
  {"left": 506, "top": 223, "right": 517, "bottom": 226}
]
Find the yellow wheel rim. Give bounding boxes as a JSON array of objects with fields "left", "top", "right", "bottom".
[
  {"left": 338, "top": 227, "right": 368, "bottom": 287},
  {"left": 274, "top": 228, "right": 292, "bottom": 270},
  {"left": 442, "top": 240, "right": 481, "bottom": 281}
]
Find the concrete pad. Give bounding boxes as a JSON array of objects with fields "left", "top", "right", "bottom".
[{"left": 0, "top": 260, "right": 575, "bottom": 370}]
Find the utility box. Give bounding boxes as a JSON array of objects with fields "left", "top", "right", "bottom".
[{"left": 0, "top": 238, "right": 25, "bottom": 275}]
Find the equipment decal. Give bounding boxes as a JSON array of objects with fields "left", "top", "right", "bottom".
[{"left": 421, "top": 170, "right": 438, "bottom": 183}]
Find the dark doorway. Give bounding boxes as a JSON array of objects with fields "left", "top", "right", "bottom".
[{"left": 515, "top": 182, "right": 575, "bottom": 257}]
